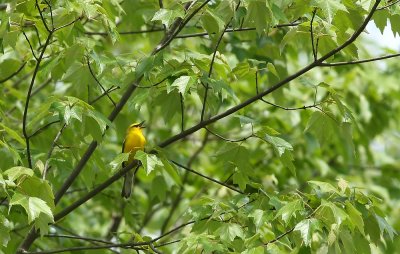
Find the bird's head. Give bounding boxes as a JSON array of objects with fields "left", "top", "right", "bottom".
[{"left": 129, "top": 121, "right": 145, "bottom": 130}]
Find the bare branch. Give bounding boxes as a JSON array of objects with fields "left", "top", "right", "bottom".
[
  {"left": 170, "top": 160, "right": 244, "bottom": 194},
  {"left": 43, "top": 123, "right": 67, "bottom": 179},
  {"left": 160, "top": 131, "right": 209, "bottom": 234},
  {"left": 54, "top": 16, "right": 81, "bottom": 32},
  {"left": 85, "top": 28, "right": 165, "bottom": 36},
  {"left": 310, "top": 8, "right": 318, "bottom": 61},
  {"left": 158, "top": 0, "right": 382, "bottom": 148},
  {"left": 201, "top": 2, "right": 240, "bottom": 121},
  {"left": 176, "top": 22, "right": 301, "bottom": 38},
  {"left": 35, "top": 0, "right": 51, "bottom": 33},
  {"left": 89, "top": 86, "right": 120, "bottom": 105},
  {"left": 87, "top": 57, "right": 116, "bottom": 106},
  {"left": 180, "top": 93, "right": 185, "bottom": 132},
  {"left": 22, "top": 32, "right": 53, "bottom": 169},
  {"left": 22, "top": 31, "right": 39, "bottom": 60},
  {"left": 377, "top": 0, "right": 400, "bottom": 10},
  {"left": 28, "top": 120, "right": 60, "bottom": 139},
  {"left": 319, "top": 52, "right": 400, "bottom": 66}
]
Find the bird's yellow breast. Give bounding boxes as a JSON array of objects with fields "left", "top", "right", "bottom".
[{"left": 123, "top": 127, "right": 146, "bottom": 162}]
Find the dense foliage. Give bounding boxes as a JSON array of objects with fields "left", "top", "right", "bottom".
[{"left": 0, "top": 0, "right": 399, "bottom": 253}]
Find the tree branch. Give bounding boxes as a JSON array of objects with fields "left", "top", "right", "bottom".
[
  {"left": 319, "top": 52, "right": 400, "bottom": 66},
  {"left": 310, "top": 8, "right": 318, "bottom": 61},
  {"left": 43, "top": 123, "right": 67, "bottom": 179},
  {"left": 175, "top": 22, "right": 301, "bottom": 38},
  {"left": 201, "top": 2, "right": 240, "bottom": 121},
  {"left": 22, "top": 31, "right": 53, "bottom": 169},
  {"left": 160, "top": 131, "right": 209, "bottom": 234},
  {"left": 170, "top": 160, "right": 244, "bottom": 194},
  {"left": 0, "top": 62, "right": 26, "bottom": 83},
  {"left": 87, "top": 57, "right": 116, "bottom": 106},
  {"left": 158, "top": 0, "right": 382, "bottom": 148}
]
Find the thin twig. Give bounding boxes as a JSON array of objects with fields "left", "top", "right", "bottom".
[
  {"left": 54, "top": 16, "right": 81, "bottom": 32},
  {"left": 22, "top": 32, "right": 53, "bottom": 169},
  {"left": 201, "top": 2, "right": 240, "bottom": 121},
  {"left": 205, "top": 126, "right": 252, "bottom": 143},
  {"left": 31, "top": 78, "right": 52, "bottom": 97},
  {"left": 158, "top": 0, "right": 382, "bottom": 148},
  {"left": 180, "top": 94, "right": 184, "bottom": 132},
  {"left": 170, "top": 160, "right": 244, "bottom": 194},
  {"left": 28, "top": 120, "right": 60, "bottom": 139},
  {"left": 0, "top": 62, "right": 26, "bottom": 83},
  {"left": 44, "top": 234, "right": 114, "bottom": 245},
  {"left": 160, "top": 131, "right": 209, "bottom": 234},
  {"left": 35, "top": 0, "right": 51, "bottom": 33},
  {"left": 319, "top": 52, "right": 400, "bottom": 66},
  {"left": 175, "top": 22, "right": 301, "bottom": 38},
  {"left": 22, "top": 31, "right": 38, "bottom": 60},
  {"left": 310, "top": 8, "right": 318, "bottom": 61},
  {"left": 84, "top": 28, "right": 165, "bottom": 36},
  {"left": 43, "top": 0, "right": 54, "bottom": 30},
  {"left": 149, "top": 243, "right": 162, "bottom": 254},
  {"left": 89, "top": 86, "right": 120, "bottom": 105},
  {"left": 43, "top": 123, "right": 67, "bottom": 179},
  {"left": 87, "top": 57, "right": 116, "bottom": 106},
  {"left": 153, "top": 0, "right": 211, "bottom": 54},
  {"left": 377, "top": 0, "right": 400, "bottom": 10}
]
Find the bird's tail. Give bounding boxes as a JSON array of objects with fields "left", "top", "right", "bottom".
[{"left": 121, "top": 161, "right": 137, "bottom": 198}]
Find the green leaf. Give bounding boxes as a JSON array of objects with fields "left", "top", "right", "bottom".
[
  {"left": 294, "top": 218, "right": 321, "bottom": 246},
  {"left": 313, "top": 0, "right": 347, "bottom": 23},
  {"left": 156, "top": 91, "right": 181, "bottom": 123},
  {"left": 245, "top": 0, "right": 272, "bottom": 35},
  {"left": 373, "top": 9, "right": 388, "bottom": 34},
  {"left": 151, "top": 8, "right": 185, "bottom": 28},
  {"left": 201, "top": 9, "right": 225, "bottom": 36},
  {"left": 160, "top": 158, "right": 182, "bottom": 186},
  {"left": 232, "top": 171, "right": 249, "bottom": 191},
  {"left": 316, "top": 201, "right": 348, "bottom": 226},
  {"left": 151, "top": 175, "right": 167, "bottom": 201},
  {"left": 134, "top": 151, "right": 163, "bottom": 175},
  {"left": 308, "top": 180, "right": 339, "bottom": 194},
  {"left": 305, "top": 111, "right": 338, "bottom": 147},
  {"left": 281, "top": 150, "right": 296, "bottom": 176},
  {"left": 0, "top": 214, "right": 11, "bottom": 247},
  {"left": 135, "top": 56, "right": 154, "bottom": 78},
  {"left": 345, "top": 201, "right": 364, "bottom": 235},
  {"left": 374, "top": 214, "right": 396, "bottom": 241},
  {"left": 169, "top": 75, "right": 196, "bottom": 96},
  {"left": 263, "top": 134, "right": 293, "bottom": 156},
  {"left": 87, "top": 110, "right": 111, "bottom": 132},
  {"left": 249, "top": 209, "right": 264, "bottom": 229},
  {"left": 353, "top": 232, "right": 371, "bottom": 254},
  {"left": 109, "top": 153, "right": 130, "bottom": 171},
  {"left": 234, "top": 115, "right": 254, "bottom": 127},
  {"left": 267, "top": 62, "right": 279, "bottom": 79},
  {"left": 340, "top": 230, "right": 356, "bottom": 253},
  {"left": 0, "top": 123, "right": 25, "bottom": 146},
  {"left": 275, "top": 200, "right": 303, "bottom": 225},
  {"left": 10, "top": 194, "right": 54, "bottom": 224},
  {"left": 4, "top": 166, "right": 34, "bottom": 182},
  {"left": 3, "top": 30, "right": 20, "bottom": 49},
  {"left": 241, "top": 246, "right": 264, "bottom": 254},
  {"left": 19, "top": 177, "right": 55, "bottom": 210},
  {"left": 232, "top": 62, "right": 251, "bottom": 79},
  {"left": 217, "top": 223, "right": 244, "bottom": 242}
]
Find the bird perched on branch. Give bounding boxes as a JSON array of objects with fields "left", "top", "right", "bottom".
[{"left": 121, "top": 121, "right": 146, "bottom": 198}]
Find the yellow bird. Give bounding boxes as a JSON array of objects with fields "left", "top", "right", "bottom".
[{"left": 121, "top": 121, "right": 146, "bottom": 198}]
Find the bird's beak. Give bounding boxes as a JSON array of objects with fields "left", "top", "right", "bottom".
[{"left": 139, "top": 121, "right": 146, "bottom": 128}]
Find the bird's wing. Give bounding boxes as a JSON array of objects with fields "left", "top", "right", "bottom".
[{"left": 122, "top": 138, "right": 126, "bottom": 167}]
